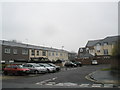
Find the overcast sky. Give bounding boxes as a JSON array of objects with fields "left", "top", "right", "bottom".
[{"left": 0, "top": 0, "right": 118, "bottom": 52}]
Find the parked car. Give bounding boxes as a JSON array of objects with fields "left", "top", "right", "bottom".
[
  {"left": 91, "top": 60, "right": 98, "bottom": 65},
  {"left": 38, "top": 63, "right": 56, "bottom": 73},
  {"left": 22, "top": 63, "right": 48, "bottom": 74},
  {"left": 48, "top": 63, "right": 61, "bottom": 71},
  {"left": 72, "top": 61, "right": 82, "bottom": 67},
  {"left": 3, "top": 64, "right": 30, "bottom": 75},
  {"left": 64, "top": 62, "right": 77, "bottom": 67}
]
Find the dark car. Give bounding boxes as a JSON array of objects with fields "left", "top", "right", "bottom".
[
  {"left": 72, "top": 61, "right": 82, "bottom": 67},
  {"left": 48, "top": 63, "right": 61, "bottom": 71},
  {"left": 64, "top": 62, "right": 77, "bottom": 67},
  {"left": 3, "top": 64, "right": 30, "bottom": 75}
]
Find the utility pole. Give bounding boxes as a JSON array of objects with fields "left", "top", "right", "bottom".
[{"left": 62, "top": 46, "right": 64, "bottom": 50}]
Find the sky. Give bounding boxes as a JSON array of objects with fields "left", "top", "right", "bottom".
[{"left": 0, "top": 0, "right": 119, "bottom": 52}]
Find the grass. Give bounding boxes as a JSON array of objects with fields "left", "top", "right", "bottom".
[{"left": 101, "top": 68, "right": 111, "bottom": 71}]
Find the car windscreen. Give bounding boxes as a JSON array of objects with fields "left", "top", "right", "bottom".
[
  {"left": 34, "top": 64, "right": 40, "bottom": 67},
  {"left": 17, "top": 65, "right": 24, "bottom": 68}
]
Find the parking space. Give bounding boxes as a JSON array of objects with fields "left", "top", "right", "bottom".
[{"left": 1, "top": 66, "right": 83, "bottom": 80}]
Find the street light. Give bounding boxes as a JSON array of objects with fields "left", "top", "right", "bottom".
[{"left": 62, "top": 46, "right": 64, "bottom": 50}]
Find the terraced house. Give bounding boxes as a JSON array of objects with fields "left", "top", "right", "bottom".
[
  {"left": 78, "top": 35, "right": 120, "bottom": 59},
  {"left": 0, "top": 40, "right": 69, "bottom": 63},
  {"left": 86, "top": 36, "right": 119, "bottom": 57}
]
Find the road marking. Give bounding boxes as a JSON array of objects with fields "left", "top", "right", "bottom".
[
  {"left": 45, "top": 82, "right": 56, "bottom": 85},
  {"left": 36, "top": 77, "right": 57, "bottom": 85},
  {"left": 55, "top": 83, "right": 64, "bottom": 86},
  {"left": 79, "top": 84, "right": 90, "bottom": 87},
  {"left": 55, "top": 82, "right": 78, "bottom": 86},
  {"left": 103, "top": 84, "right": 114, "bottom": 88},
  {"left": 92, "top": 84, "right": 102, "bottom": 88}
]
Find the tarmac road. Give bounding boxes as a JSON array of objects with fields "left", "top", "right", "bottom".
[{"left": 2, "top": 64, "right": 111, "bottom": 88}]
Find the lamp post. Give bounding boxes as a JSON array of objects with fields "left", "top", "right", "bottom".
[{"left": 62, "top": 46, "right": 64, "bottom": 50}]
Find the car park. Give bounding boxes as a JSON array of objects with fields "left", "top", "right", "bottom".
[
  {"left": 48, "top": 63, "right": 61, "bottom": 71},
  {"left": 22, "top": 63, "right": 48, "bottom": 74},
  {"left": 38, "top": 63, "right": 56, "bottom": 73},
  {"left": 64, "top": 62, "right": 77, "bottom": 67},
  {"left": 3, "top": 64, "right": 30, "bottom": 75},
  {"left": 91, "top": 60, "right": 98, "bottom": 65}
]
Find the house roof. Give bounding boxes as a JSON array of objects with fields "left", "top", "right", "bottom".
[
  {"left": 86, "top": 39, "right": 102, "bottom": 47},
  {"left": 1, "top": 40, "right": 69, "bottom": 53},
  {"left": 86, "top": 35, "right": 119, "bottom": 47}
]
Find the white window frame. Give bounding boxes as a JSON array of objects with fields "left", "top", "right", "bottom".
[
  {"left": 4, "top": 48, "right": 11, "bottom": 54},
  {"left": 22, "top": 49, "right": 28, "bottom": 55},
  {"left": 36, "top": 50, "right": 39, "bottom": 56},
  {"left": 42, "top": 51, "right": 46, "bottom": 56},
  {"left": 52, "top": 52, "right": 54, "bottom": 56},
  {"left": 13, "top": 49, "right": 17, "bottom": 54},
  {"left": 104, "top": 42, "right": 108, "bottom": 46},
  {"left": 56, "top": 52, "right": 58, "bottom": 56}
]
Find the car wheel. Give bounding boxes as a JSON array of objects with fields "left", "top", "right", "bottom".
[
  {"left": 47, "top": 69, "right": 50, "bottom": 73},
  {"left": 34, "top": 70, "right": 39, "bottom": 74},
  {"left": 4, "top": 71, "right": 8, "bottom": 75}
]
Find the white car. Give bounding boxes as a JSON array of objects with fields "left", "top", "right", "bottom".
[
  {"left": 38, "top": 63, "right": 56, "bottom": 73},
  {"left": 48, "top": 63, "right": 61, "bottom": 71},
  {"left": 91, "top": 60, "right": 98, "bottom": 65},
  {"left": 22, "top": 63, "right": 48, "bottom": 74}
]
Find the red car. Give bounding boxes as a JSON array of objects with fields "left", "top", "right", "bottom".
[{"left": 3, "top": 64, "right": 30, "bottom": 75}]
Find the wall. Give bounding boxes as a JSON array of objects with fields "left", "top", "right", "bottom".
[
  {"left": 76, "top": 57, "right": 111, "bottom": 65},
  {"left": 29, "top": 49, "right": 48, "bottom": 60},
  {"left": 48, "top": 51, "right": 68, "bottom": 61},
  {"left": 2, "top": 45, "right": 29, "bottom": 61},
  {"left": 94, "top": 44, "right": 114, "bottom": 56}
]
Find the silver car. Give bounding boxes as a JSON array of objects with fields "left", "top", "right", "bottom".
[
  {"left": 38, "top": 63, "right": 56, "bottom": 73},
  {"left": 22, "top": 63, "right": 47, "bottom": 74}
]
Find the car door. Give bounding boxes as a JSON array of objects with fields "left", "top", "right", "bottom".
[
  {"left": 5, "top": 65, "right": 12, "bottom": 73},
  {"left": 11, "top": 65, "right": 18, "bottom": 74}
]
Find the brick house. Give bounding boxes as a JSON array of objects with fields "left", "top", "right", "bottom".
[{"left": 1, "top": 40, "right": 69, "bottom": 63}]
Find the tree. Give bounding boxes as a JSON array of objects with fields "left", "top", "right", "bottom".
[{"left": 111, "top": 40, "right": 120, "bottom": 73}]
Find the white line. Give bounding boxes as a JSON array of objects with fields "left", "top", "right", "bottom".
[
  {"left": 92, "top": 84, "right": 102, "bottom": 88},
  {"left": 79, "top": 84, "right": 90, "bottom": 87},
  {"left": 104, "top": 84, "right": 113, "bottom": 88},
  {"left": 36, "top": 77, "right": 57, "bottom": 85}
]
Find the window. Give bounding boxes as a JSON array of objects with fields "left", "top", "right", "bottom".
[
  {"left": 104, "top": 49, "right": 108, "bottom": 55},
  {"left": 13, "top": 49, "right": 17, "bottom": 54},
  {"left": 31, "top": 50, "right": 35, "bottom": 56},
  {"left": 104, "top": 42, "right": 108, "bottom": 46},
  {"left": 60, "top": 53, "right": 62, "bottom": 56},
  {"left": 96, "top": 43, "right": 101, "bottom": 52},
  {"left": 4, "top": 48, "right": 11, "bottom": 54},
  {"left": 52, "top": 52, "right": 54, "bottom": 56},
  {"left": 97, "top": 43, "right": 101, "bottom": 46},
  {"left": 97, "top": 50, "right": 100, "bottom": 52},
  {"left": 56, "top": 52, "right": 58, "bottom": 56},
  {"left": 80, "top": 48, "right": 83, "bottom": 52},
  {"left": 36, "top": 50, "right": 39, "bottom": 56},
  {"left": 49, "top": 52, "right": 51, "bottom": 56},
  {"left": 22, "top": 49, "right": 28, "bottom": 55},
  {"left": 42, "top": 51, "right": 46, "bottom": 56}
]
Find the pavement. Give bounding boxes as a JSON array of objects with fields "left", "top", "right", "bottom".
[{"left": 86, "top": 70, "right": 120, "bottom": 88}]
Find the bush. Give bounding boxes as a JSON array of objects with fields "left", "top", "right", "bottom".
[{"left": 111, "top": 39, "right": 120, "bottom": 71}]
